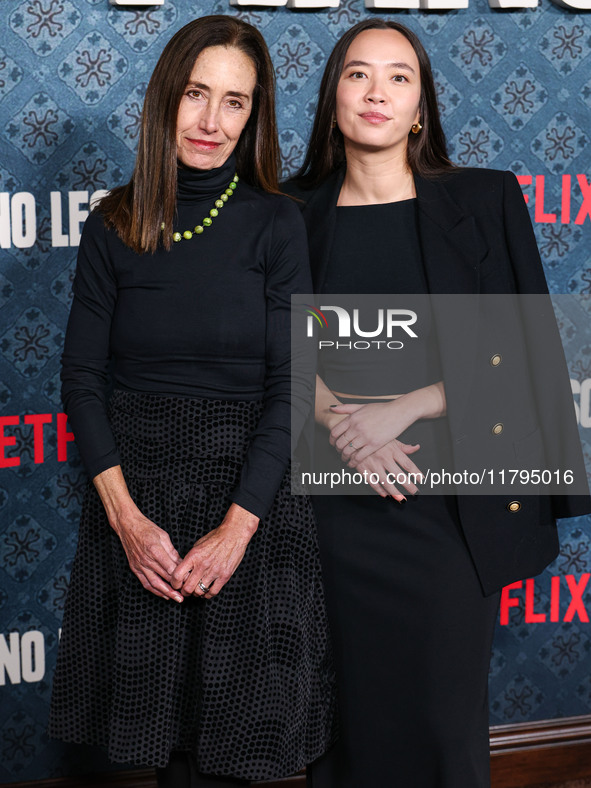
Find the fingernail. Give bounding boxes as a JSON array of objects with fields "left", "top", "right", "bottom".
[
  {"left": 329, "top": 404, "right": 338, "bottom": 408},
  {"left": 174, "top": 595, "right": 183, "bottom": 603}
]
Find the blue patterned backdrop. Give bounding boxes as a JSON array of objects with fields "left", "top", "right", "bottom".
[{"left": 1, "top": 0, "right": 590, "bottom": 782}]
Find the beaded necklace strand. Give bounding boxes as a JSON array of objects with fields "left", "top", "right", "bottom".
[{"left": 166, "top": 173, "right": 239, "bottom": 242}]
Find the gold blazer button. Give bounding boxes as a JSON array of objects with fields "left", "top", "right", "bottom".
[
  {"left": 507, "top": 500, "right": 521, "bottom": 513},
  {"left": 492, "top": 423, "right": 504, "bottom": 435},
  {"left": 490, "top": 354, "right": 502, "bottom": 367}
]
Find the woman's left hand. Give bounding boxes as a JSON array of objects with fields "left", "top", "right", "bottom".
[
  {"left": 330, "top": 399, "right": 417, "bottom": 463},
  {"left": 171, "top": 503, "right": 259, "bottom": 598}
]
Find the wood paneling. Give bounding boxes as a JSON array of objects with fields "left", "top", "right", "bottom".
[
  {"left": 490, "top": 715, "right": 591, "bottom": 788},
  {"left": 8, "top": 717, "right": 591, "bottom": 788}
]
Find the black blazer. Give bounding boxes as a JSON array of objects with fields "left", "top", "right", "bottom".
[{"left": 286, "top": 167, "right": 590, "bottom": 595}]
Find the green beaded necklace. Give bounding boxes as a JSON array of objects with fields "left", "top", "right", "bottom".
[{"left": 166, "top": 173, "right": 239, "bottom": 242}]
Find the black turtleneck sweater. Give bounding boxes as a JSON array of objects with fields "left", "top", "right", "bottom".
[{"left": 61, "top": 156, "right": 311, "bottom": 519}]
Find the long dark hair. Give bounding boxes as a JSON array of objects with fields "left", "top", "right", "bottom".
[
  {"left": 296, "top": 19, "right": 454, "bottom": 187},
  {"left": 99, "top": 16, "right": 281, "bottom": 253}
]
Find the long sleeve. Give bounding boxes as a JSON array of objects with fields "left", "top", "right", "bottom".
[
  {"left": 231, "top": 197, "right": 313, "bottom": 519},
  {"left": 61, "top": 211, "right": 121, "bottom": 479}
]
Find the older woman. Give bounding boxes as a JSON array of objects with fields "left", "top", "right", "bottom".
[
  {"left": 48, "top": 16, "right": 335, "bottom": 788},
  {"left": 287, "top": 19, "right": 589, "bottom": 788}
]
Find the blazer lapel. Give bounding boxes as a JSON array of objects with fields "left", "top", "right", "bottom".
[{"left": 413, "top": 174, "right": 484, "bottom": 294}]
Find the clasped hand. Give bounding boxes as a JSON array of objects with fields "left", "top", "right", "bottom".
[
  {"left": 329, "top": 400, "right": 423, "bottom": 500},
  {"left": 115, "top": 504, "right": 257, "bottom": 604},
  {"left": 330, "top": 400, "right": 416, "bottom": 462}
]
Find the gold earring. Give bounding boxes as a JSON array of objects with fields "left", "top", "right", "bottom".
[
  {"left": 411, "top": 122, "right": 423, "bottom": 134},
  {"left": 332, "top": 116, "right": 337, "bottom": 129}
]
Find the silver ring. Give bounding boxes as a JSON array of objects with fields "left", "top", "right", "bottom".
[
  {"left": 198, "top": 580, "right": 211, "bottom": 594},
  {"left": 348, "top": 442, "right": 355, "bottom": 449}
]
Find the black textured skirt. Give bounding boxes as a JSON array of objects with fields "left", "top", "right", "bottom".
[{"left": 48, "top": 391, "right": 336, "bottom": 780}]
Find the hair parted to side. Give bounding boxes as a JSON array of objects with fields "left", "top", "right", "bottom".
[
  {"left": 296, "top": 19, "right": 454, "bottom": 188},
  {"left": 98, "top": 15, "right": 281, "bottom": 254}
]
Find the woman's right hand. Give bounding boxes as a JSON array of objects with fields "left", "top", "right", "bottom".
[
  {"left": 93, "top": 466, "right": 184, "bottom": 603},
  {"left": 350, "top": 439, "right": 423, "bottom": 500},
  {"left": 112, "top": 511, "right": 184, "bottom": 603}
]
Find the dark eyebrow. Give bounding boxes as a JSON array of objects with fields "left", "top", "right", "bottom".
[
  {"left": 186, "top": 81, "right": 252, "bottom": 100},
  {"left": 342, "top": 60, "right": 416, "bottom": 75}
]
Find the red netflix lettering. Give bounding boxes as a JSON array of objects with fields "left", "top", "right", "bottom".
[
  {"left": 500, "top": 574, "right": 591, "bottom": 625},
  {"left": 23, "top": 413, "right": 52, "bottom": 464},
  {"left": 57, "top": 413, "right": 75, "bottom": 462},
  {"left": 564, "top": 573, "right": 590, "bottom": 623},
  {"left": 515, "top": 172, "right": 591, "bottom": 225},
  {"left": 500, "top": 581, "right": 522, "bottom": 625},
  {"left": 550, "top": 575, "right": 560, "bottom": 622},
  {"left": 561, "top": 174, "right": 571, "bottom": 224},
  {"left": 525, "top": 577, "right": 546, "bottom": 623},
  {"left": 534, "top": 175, "right": 557, "bottom": 224},
  {"left": 0, "top": 416, "right": 20, "bottom": 468},
  {"left": 0, "top": 413, "right": 76, "bottom": 467},
  {"left": 575, "top": 175, "right": 591, "bottom": 225}
]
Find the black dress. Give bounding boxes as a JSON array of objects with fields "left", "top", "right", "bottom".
[
  {"left": 308, "top": 200, "right": 500, "bottom": 788},
  {"left": 47, "top": 157, "right": 337, "bottom": 781}
]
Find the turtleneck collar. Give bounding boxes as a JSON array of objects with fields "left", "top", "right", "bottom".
[{"left": 177, "top": 154, "right": 237, "bottom": 205}]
